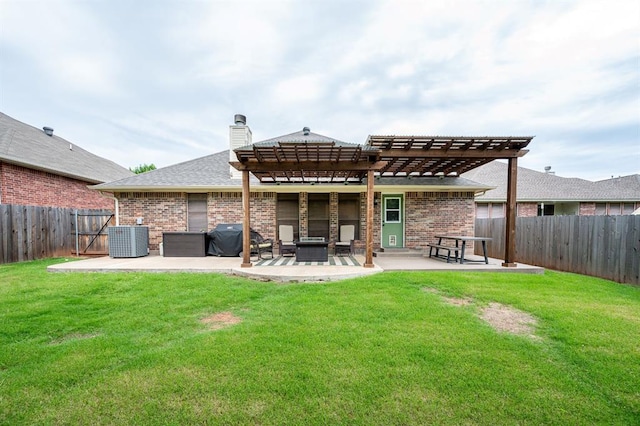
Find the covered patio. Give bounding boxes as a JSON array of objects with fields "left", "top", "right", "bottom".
[{"left": 231, "top": 135, "right": 533, "bottom": 268}]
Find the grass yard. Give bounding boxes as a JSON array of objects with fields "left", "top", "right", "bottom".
[{"left": 1, "top": 259, "right": 639, "bottom": 425}]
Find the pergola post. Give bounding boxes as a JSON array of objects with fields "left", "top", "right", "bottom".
[
  {"left": 241, "top": 170, "right": 252, "bottom": 268},
  {"left": 502, "top": 157, "right": 518, "bottom": 267},
  {"left": 364, "top": 169, "right": 375, "bottom": 268}
]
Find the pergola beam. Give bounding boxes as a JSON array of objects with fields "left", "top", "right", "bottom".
[
  {"left": 231, "top": 160, "right": 388, "bottom": 173},
  {"left": 379, "top": 149, "right": 528, "bottom": 159}
]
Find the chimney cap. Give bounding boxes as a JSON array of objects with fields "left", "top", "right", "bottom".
[
  {"left": 303, "top": 126, "right": 310, "bottom": 135},
  {"left": 234, "top": 114, "right": 247, "bottom": 125},
  {"left": 43, "top": 126, "right": 54, "bottom": 136}
]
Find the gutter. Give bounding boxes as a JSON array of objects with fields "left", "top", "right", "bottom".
[{"left": 99, "top": 191, "right": 119, "bottom": 226}]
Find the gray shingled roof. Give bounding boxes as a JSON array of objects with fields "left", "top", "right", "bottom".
[
  {"left": 373, "top": 176, "right": 492, "bottom": 189},
  {"left": 252, "top": 128, "right": 376, "bottom": 150},
  {"left": 462, "top": 161, "right": 640, "bottom": 202},
  {"left": 93, "top": 148, "right": 491, "bottom": 191},
  {"left": 0, "top": 112, "right": 133, "bottom": 183},
  {"left": 91, "top": 150, "right": 254, "bottom": 190}
]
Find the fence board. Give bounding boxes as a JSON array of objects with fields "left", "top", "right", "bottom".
[
  {"left": 0, "top": 205, "right": 113, "bottom": 264},
  {"left": 476, "top": 215, "right": 640, "bottom": 285}
]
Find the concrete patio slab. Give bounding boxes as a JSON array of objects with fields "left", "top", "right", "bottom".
[
  {"left": 47, "top": 253, "right": 543, "bottom": 282},
  {"left": 373, "top": 253, "right": 544, "bottom": 274}
]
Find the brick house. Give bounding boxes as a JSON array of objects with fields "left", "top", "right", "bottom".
[
  {"left": 462, "top": 161, "right": 640, "bottom": 218},
  {"left": 0, "top": 112, "right": 133, "bottom": 209},
  {"left": 93, "top": 115, "right": 533, "bottom": 265}
]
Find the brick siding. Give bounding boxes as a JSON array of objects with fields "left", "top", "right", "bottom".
[
  {"left": 517, "top": 202, "right": 538, "bottom": 217},
  {"left": 0, "top": 162, "right": 114, "bottom": 209},
  {"left": 116, "top": 189, "right": 475, "bottom": 253},
  {"left": 405, "top": 192, "right": 475, "bottom": 250},
  {"left": 117, "top": 191, "right": 278, "bottom": 250},
  {"left": 117, "top": 192, "right": 187, "bottom": 249},
  {"left": 579, "top": 202, "right": 596, "bottom": 215}
]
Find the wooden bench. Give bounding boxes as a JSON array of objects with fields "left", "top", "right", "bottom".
[{"left": 427, "top": 244, "right": 459, "bottom": 263}]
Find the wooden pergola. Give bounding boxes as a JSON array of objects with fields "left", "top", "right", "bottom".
[{"left": 231, "top": 135, "right": 533, "bottom": 268}]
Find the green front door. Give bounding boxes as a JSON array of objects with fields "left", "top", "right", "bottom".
[{"left": 381, "top": 194, "right": 404, "bottom": 248}]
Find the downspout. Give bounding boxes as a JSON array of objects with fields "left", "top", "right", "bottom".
[{"left": 99, "top": 191, "right": 119, "bottom": 226}]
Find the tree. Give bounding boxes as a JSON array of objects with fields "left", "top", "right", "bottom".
[{"left": 130, "top": 163, "right": 157, "bottom": 174}]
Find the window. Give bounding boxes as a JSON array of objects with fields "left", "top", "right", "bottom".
[
  {"left": 277, "top": 194, "right": 299, "bottom": 240},
  {"left": 609, "top": 203, "right": 621, "bottom": 215},
  {"left": 187, "top": 194, "right": 208, "bottom": 231},
  {"left": 308, "top": 193, "right": 329, "bottom": 240},
  {"left": 623, "top": 203, "right": 635, "bottom": 214},
  {"left": 476, "top": 203, "right": 489, "bottom": 219},
  {"left": 491, "top": 203, "right": 505, "bottom": 218},
  {"left": 384, "top": 197, "right": 401, "bottom": 223},
  {"left": 339, "top": 193, "right": 360, "bottom": 240},
  {"left": 537, "top": 203, "right": 555, "bottom": 216},
  {"left": 595, "top": 203, "right": 607, "bottom": 215}
]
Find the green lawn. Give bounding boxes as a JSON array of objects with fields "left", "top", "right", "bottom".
[{"left": 1, "top": 259, "right": 638, "bottom": 425}]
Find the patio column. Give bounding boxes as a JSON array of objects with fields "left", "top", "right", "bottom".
[
  {"left": 364, "top": 168, "right": 374, "bottom": 268},
  {"left": 241, "top": 170, "right": 252, "bottom": 268},
  {"left": 502, "top": 157, "right": 518, "bottom": 267}
]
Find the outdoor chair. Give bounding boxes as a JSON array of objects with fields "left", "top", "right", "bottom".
[
  {"left": 278, "top": 225, "right": 296, "bottom": 256},
  {"left": 334, "top": 225, "right": 355, "bottom": 256},
  {"left": 250, "top": 232, "right": 274, "bottom": 260}
]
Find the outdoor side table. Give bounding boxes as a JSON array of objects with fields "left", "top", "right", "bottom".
[{"left": 295, "top": 238, "right": 328, "bottom": 262}]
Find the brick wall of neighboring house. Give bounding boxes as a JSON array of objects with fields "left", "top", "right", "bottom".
[
  {"left": 405, "top": 192, "right": 475, "bottom": 250},
  {"left": 579, "top": 202, "right": 596, "bottom": 215},
  {"left": 517, "top": 202, "right": 538, "bottom": 217},
  {"left": 0, "top": 162, "right": 114, "bottom": 209}
]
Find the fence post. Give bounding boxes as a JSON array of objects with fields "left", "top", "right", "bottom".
[{"left": 75, "top": 209, "right": 79, "bottom": 257}]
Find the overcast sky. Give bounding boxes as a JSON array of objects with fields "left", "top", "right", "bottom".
[{"left": 1, "top": 0, "right": 638, "bottom": 181}]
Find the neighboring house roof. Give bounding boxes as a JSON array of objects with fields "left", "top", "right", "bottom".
[
  {"left": 462, "top": 160, "right": 640, "bottom": 202},
  {"left": 0, "top": 112, "right": 133, "bottom": 184},
  {"left": 593, "top": 174, "right": 640, "bottom": 198}
]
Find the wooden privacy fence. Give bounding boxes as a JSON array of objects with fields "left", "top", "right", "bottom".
[
  {"left": 476, "top": 216, "right": 640, "bottom": 285},
  {"left": 0, "top": 204, "right": 113, "bottom": 264}
]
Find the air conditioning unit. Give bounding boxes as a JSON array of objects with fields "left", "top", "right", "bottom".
[{"left": 108, "top": 226, "right": 149, "bottom": 258}]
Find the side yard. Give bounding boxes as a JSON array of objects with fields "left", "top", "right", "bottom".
[{"left": 1, "top": 259, "right": 638, "bottom": 425}]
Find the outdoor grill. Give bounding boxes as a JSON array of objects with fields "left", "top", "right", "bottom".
[{"left": 207, "top": 224, "right": 263, "bottom": 257}]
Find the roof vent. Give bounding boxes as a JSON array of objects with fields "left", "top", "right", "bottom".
[
  {"left": 43, "top": 127, "right": 54, "bottom": 136},
  {"left": 544, "top": 166, "right": 555, "bottom": 175},
  {"left": 234, "top": 114, "right": 246, "bottom": 125},
  {"left": 303, "top": 127, "right": 310, "bottom": 135}
]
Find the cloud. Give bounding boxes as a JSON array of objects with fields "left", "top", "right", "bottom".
[
  {"left": 0, "top": 0, "right": 637, "bottom": 181},
  {"left": 1, "top": 1, "right": 123, "bottom": 97}
]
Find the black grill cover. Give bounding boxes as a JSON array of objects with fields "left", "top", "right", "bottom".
[{"left": 207, "top": 224, "right": 261, "bottom": 256}]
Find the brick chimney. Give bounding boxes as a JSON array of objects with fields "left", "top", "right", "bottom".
[{"left": 229, "top": 114, "right": 252, "bottom": 179}]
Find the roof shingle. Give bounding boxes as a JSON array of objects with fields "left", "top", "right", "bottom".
[{"left": 0, "top": 112, "right": 133, "bottom": 183}]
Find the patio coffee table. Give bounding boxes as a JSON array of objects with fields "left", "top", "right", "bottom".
[{"left": 295, "top": 237, "right": 328, "bottom": 262}]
